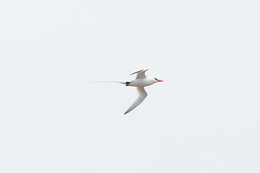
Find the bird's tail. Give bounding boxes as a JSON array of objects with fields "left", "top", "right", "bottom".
[{"left": 87, "top": 80, "right": 127, "bottom": 85}]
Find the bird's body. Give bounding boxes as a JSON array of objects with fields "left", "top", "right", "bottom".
[
  {"left": 123, "top": 69, "right": 163, "bottom": 115},
  {"left": 126, "top": 78, "right": 157, "bottom": 87}
]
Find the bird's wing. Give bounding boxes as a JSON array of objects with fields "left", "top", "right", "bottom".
[
  {"left": 124, "top": 87, "right": 147, "bottom": 115},
  {"left": 130, "top": 69, "right": 149, "bottom": 79}
]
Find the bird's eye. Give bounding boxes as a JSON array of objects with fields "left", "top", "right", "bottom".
[{"left": 154, "top": 78, "right": 158, "bottom": 81}]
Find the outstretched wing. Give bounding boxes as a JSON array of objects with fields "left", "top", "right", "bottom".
[
  {"left": 124, "top": 87, "right": 148, "bottom": 115},
  {"left": 130, "top": 69, "right": 149, "bottom": 79}
]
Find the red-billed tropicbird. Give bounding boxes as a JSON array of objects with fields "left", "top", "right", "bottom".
[{"left": 122, "top": 69, "right": 163, "bottom": 114}]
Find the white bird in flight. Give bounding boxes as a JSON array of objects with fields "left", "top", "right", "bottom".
[{"left": 122, "top": 69, "right": 164, "bottom": 115}]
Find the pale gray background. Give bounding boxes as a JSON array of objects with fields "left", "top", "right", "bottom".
[{"left": 0, "top": 0, "right": 260, "bottom": 173}]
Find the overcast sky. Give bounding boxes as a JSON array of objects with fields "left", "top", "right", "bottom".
[{"left": 0, "top": 0, "right": 260, "bottom": 173}]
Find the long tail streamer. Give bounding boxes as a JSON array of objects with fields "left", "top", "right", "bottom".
[{"left": 87, "top": 81, "right": 126, "bottom": 84}]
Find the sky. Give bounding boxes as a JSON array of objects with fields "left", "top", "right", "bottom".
[{"left": 0, "top": 0, "right": 260, "bottom": 172}]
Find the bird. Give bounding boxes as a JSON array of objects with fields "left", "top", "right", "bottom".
[{"left": 122, "top": 69, "right": 163, "bottom": 115}]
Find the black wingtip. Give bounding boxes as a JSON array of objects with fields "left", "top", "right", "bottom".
[{"left": 124, "top": 107, "right": 129, "bottom": 115}]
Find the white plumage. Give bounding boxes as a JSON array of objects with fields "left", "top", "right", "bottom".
[{"left": 124, "top": 69, "right": 163, "bottom": 115}]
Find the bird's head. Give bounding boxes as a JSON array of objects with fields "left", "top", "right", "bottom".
[{"left": 154, "top": 77, "right": 164, "bottom": 83}]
